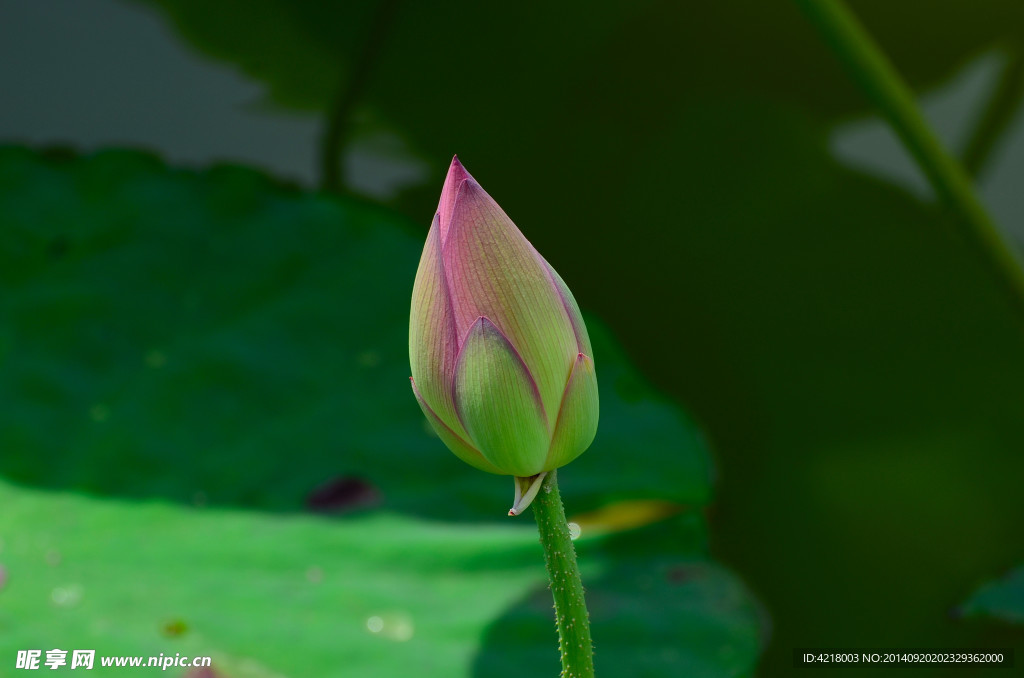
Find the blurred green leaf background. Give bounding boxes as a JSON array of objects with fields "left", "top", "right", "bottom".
[{"left": 2, "top": 0, "right": 1023, "bottom": 675}]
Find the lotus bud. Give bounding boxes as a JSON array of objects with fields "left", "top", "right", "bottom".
[{"left": 409, "top": 157, "right": 599, "bottom": 516}]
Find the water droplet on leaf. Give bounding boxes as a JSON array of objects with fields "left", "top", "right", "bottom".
[
  {"left": 51, "top": 584, "right": 82, "bottom": 607},
  {"left": 365, "top": 612, "right": 414, "bottom": 641}
]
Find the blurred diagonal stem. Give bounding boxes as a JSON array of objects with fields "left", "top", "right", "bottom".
[
  {"left": 794, "top": 0, "right": 1024, "bottom": 319},
  {"left": 320, "top": 0, "right": 401, "bottom": 193},
  {"left": 962, "top": 47, "right": 1024, "bottom": 179},
  {"left": 532, "top": 470, "right": 595, "bottom": 677}
]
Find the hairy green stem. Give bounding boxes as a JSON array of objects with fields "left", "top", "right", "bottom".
[
  {"left": 794, "top": 0, "right": 1024, "bottom": 318},
  {"left": 531, "top": 470, "right": 595, "bottom": 678}
]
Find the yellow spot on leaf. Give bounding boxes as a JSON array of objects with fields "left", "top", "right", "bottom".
[{"left": 569, "top": 500, "right": 686, "bottom": 537}]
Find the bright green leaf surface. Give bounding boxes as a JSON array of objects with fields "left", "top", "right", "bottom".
[
  {"left": 0, "top": 479, "right": 542, "bottom": 677},
  {"left": 0, "top": 479, "right": 761, "bottom": 678}
]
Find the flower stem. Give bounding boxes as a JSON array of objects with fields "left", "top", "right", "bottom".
[
  {"left": 531, "top": 469, "right": 595, "bottom": 678},
  {"left": 962, "top": 47, "right": 1024, "bottom": 179},
  {"left": 794, "top": 0, "right": 1024, "bottom": 318},
  {"left": 319, "top": 0, "right": 400, "bottom": 193}
]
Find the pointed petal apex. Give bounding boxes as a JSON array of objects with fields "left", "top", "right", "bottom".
[
  {"left": 544, "top": 353, "right": 599, "bottom": 470},
  {"left": 453, "top": 317, "right": 550, "bottom": 476},
  {"left": 449, "top": 154, "right": 467, "bottom": 178},
  {"left": 411, "top": 377, "right": 503, "bottom": 474},
  {"left": 438, "top": 156, "right": 474, "bottom": 242},
  {"left": 508, "top": 472, "right": 548, "bottom": 516}
]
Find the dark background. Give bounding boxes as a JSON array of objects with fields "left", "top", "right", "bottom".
[{"left": 2, "top": 0, "right": 1023, "bottom": 675}]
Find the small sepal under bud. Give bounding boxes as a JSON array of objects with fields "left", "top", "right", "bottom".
[{"left": 508, "top": 473, "right": 548, "bottom": 516}]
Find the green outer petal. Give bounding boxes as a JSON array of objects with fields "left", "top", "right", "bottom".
[
  {"left": 453, "top": 317, "right": 551, "bottom": 477},
  {"left": 410, "top": 378, "right": 503, "bottom": 475},
  {"left": 409, "top": 214, "right": 468, "bottom": 439},
  {"left": 443, "top": 179, "right": 578, "bottom": 421},
  {"left": 544, "top": 353, "right": 599, "bottom": 470}
]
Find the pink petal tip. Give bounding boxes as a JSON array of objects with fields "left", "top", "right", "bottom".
[{"left": 438, "top": 156, "right": 474, "bottom": 241}]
